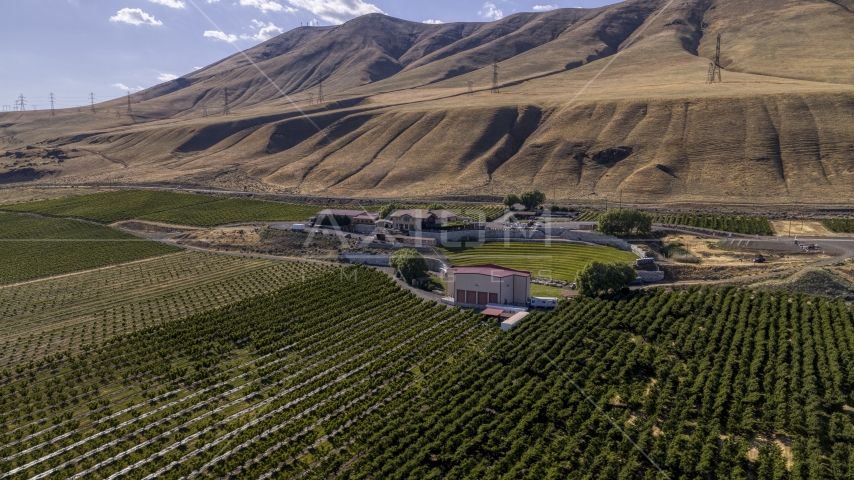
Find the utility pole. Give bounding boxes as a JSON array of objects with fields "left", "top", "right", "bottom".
[
  {"left": 707, "top": 33, "right": 722, "bottom": 83},
  {"left": 317, "top": 82, "right": 324, "bottom": 104},
  {"left": 90, "top": 93, "right": 96, "bottom": 113},
  {"left": 491, "top": 59, "right": 500, "bottom": 93},
  {"left": 49, "top": 93, "right": 56, "bottom": 117},
  {"left": 223, "top": 88, "right": 231, "bottom": 115},
  {"left": 126, "top": 92, "right": 133, "bottom": 116},
  {"left": 467, "top": 81, "right": 473, "bottom": 96}
]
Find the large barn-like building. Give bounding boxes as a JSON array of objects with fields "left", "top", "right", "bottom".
[{"left": 447, "top": 264, "right": 531, "bottom": 308}]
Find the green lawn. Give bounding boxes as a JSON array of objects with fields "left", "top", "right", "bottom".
[
  {"left": 441, "top": 242, "right": 637, "bottom": 282},
  {"left": 0, "top": 212, "right": 179, "bottom": 283},
  {"left": 2, "top": 190, "right": 327, "bottom": 226}
]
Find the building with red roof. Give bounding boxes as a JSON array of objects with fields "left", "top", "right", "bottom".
[{"left": 447, "top": 264, "right": 531, "bottom": 308}]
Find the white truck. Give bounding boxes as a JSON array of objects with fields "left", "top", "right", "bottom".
[
  {"left": 290, "top": 224, "right": 306, "bottom": 232},
  {"left": 530, "top": 297, "right": 559, "bottom": 309}
]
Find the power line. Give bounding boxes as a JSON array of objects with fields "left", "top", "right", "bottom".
[
  {"left": 223, "top": 87, "right": 231, "bottom": 115},
  {"left": 707, "top": 33, "right": 722, "bottom": 84},
  {"left": 491, "top": 59, "right": 500, "bottom": 93},
  {"left": 49, "top": 93, "right": 56, "bottom": 117}
]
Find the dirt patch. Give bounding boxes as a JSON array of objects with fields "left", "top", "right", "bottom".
[
  {"left": 751, "top": 267, "right": 854, "bottom": 299},
  {"left": 661, "top": 264, "right": 796, "bottom": 282},
  {"left": 769, "top": 220, "right": 839, "bottom": 237},
  {"left": 175, "top": 226, "right": 376, "bottom": 259}
]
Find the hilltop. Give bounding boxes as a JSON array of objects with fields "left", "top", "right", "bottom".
[{"left": 2, "top": 0, "right": 854, "bottom": 203}]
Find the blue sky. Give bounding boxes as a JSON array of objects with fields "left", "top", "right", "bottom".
[{"left": 0, "top": 0, "right": 615, "bottom": 110}]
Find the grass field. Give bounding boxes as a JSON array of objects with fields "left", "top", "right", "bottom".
[
  {"left": 441, "top": 242, "right": 637, "bottom": 282},
  {"left": 0, "top": 251, "right": 333, "bottom": 369},
  {"left": 0, "top": 212, "right": 179, "bottom": 284},
  {"left": 2, "top": 190, "right": 327, "bottom": 226}
]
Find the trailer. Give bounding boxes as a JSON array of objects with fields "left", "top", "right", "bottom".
[
  {"left": 501, "top": 312, "right": 529, "bottom": 331},
  {"left": 530, "top": 297, "right": 559, "bottom": 309},
  {"left": 290, "top": 224, "right": 306, "bottom": 232}
]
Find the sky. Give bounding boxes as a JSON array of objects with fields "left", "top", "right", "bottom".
[{"left": 0, "top": 0, "right": 616, "bottom": 110}]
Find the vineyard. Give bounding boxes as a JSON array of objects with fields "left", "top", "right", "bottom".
[
  {"left": 821, "top": 219, "right": 854, "bottom": 234},
  {"left": 0, "top": 266, "right": 492, "bottom": 479},
  {"left": 1, "top": 190, "right": 325, "bottom": 227},
  {"left": 0, "top": 251, "right": 332, "bottom": 370},
  {"left": 320, "top": 286, "right": 854, "bottom": 479},
  {"left": 441, "top": 242, "right": 637, "bottom": 282},
  {"left": 575, "top": 211, "right": 775, "bottom": 235},
  {"left": 0, "top": 212, "right": 179, "bottom": 284}
]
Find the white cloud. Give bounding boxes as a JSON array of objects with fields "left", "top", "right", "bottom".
[
  {"left": 157, "top": 73, "right": 179, "bottom": 82},
  {"left": 285, "top": 0, "right": 383, "bottom": 25},
  {"left": 112, "top": 83, "right": 143, "bottom": 92},
  {"left": 241, "top": 20, "right": 284, "bottom": 41},
  {"left": 149, "top": 0, "right": 186, "bottom": 8},
  {"left": 532, "top": 4, "right": 558, "bottom": 11},
  {"left": 204, "top": 30, "right": 238, "bottom": 42},
  {"left": 479, "top": 2, "right": 503, "bottom": 20},
  {"left": 423, "top": 19, "right": 443, "bottom": 24},
  {"left": 239, "top": 0, "right": 295, "bottom": 13},
  {"left": 110, "top": 8, "right": 163, "bottom": 26}
]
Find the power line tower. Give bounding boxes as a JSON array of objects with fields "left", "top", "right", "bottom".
[
  {"left": 707, "top": 33, "right": 722, "bottom": 83},
  {"left": 467, "top": 81, "right": 473, "bottom": 96},
  {"left": 49, "top": 93, "right": 56, "bottom": 117},
  {"left": 90, "top": 93, "right": 96, "bottom": 113},
  {"left": 308, "top": 93, "right": 314, "bottom": 106},
  {"left": 202, "top": 106, "right": 208, "bottom": 117},
  {"left": 17, "top": 94, "right": 26, "bottom": 112},
  {"left": 317, "top": 82, "right": 324, "bottom": 104},
  {"left": 491, "top": 59, "right": 500, "bottom": 93},
  {"left": 115, "top": 108, "right": 121, "bottom": 118},
  {"left": 223, "top": 88, "right": 231, "bottom": 115},
  {"left": 126, "top": 92, "right": 133, "bottom": 116},
  {"left": 77, "top": 106, "right": 82, "bottom": 114}
]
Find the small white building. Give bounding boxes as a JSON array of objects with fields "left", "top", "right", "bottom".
[
  {"left": 501, "top": 312, "right": 529, "bottom": 331},
  {"left": 447, "top": 264, "right": 531, "bottom": 308}
]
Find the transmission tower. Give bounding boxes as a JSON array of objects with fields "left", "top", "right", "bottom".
[
  {"left": 90, "top": 93, "right": 96, "bottom": 113},
  {"left": 202, "top": 106, "right": 208, "bottom": 117},
  {"left": 317, "top": 82, "right": 324, "bottom": 104},
  {"left": 223, "top": 88, "right": 231, "bottom": 115},
  {"left": 467, "top": 81, "right": 473, "bottom": 96},
  {"left": 115, "top": 108, "right": 121, "bottom": 118},
  {"left": 707, "top": 33, "right": 722, "bottom": 83},
  {"left": 77, "top": 106, "right": 82, "bottom": 114},
  {"left": 491, "top": 60, "right": 500, "bottom": 93},
  {"left": 17, "top": 94, "right": 26, "bottom": 112},
  {"left": 308, "top": 93, "right": 314, "bottom": 106},
  {"left": 126, "top": 92, "right": 133, "bottom": 116},
  {"left": 49, "top": 93, "right": 56, "bottom": 117}
]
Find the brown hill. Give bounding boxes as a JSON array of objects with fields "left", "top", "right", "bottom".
[{"left": 2, "top": 0, "right": 854, "bottom": 204}]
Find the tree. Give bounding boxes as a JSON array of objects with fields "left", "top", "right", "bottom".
[
  {"left": 575, "top": 262, "right": 637, "bottom": 297},
  {"left": 378, "top": 203, "right": 402, "bottom": 219},
  {"left": 426, "top": 203, "right": 444, "bottom": 211},
  {"left": 520, "top": 190, "right": 546, "bottom": 210},
  {"left": 503, "top": 194, "right": 521, "bottom": 208},
  {"left": 389, "top": 248, "right": 429, "bottom": 282},
  {"left": 598, "top": 209, "right": 652, "bottom": 236}
]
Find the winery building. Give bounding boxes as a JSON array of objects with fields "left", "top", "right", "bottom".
[{"left": 447, "top": 264, "right": 531, "bottom": 308}]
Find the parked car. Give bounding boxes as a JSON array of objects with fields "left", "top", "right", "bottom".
[
  {"left": 314, "top": 229, "right": 323, "bottom": 234},
  {"left": 343, "top": 233, "right": 352, "bottom": 239},
  {"left": 753, "top": 256, "right": 766, "bottom": 263}
]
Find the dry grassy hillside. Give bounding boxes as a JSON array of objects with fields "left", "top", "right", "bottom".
[{"left": 1, "top": 0, "right": 853, "bottom": 203}]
